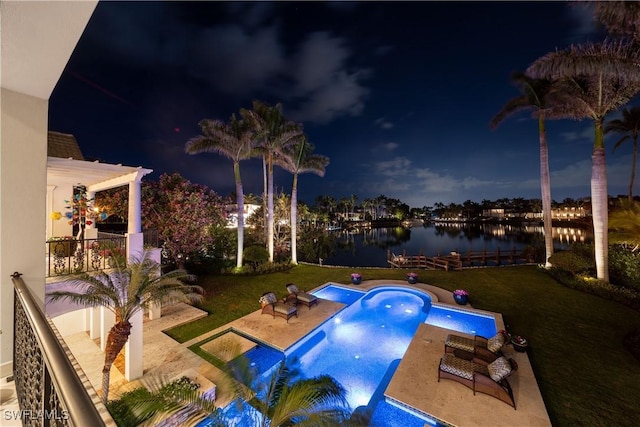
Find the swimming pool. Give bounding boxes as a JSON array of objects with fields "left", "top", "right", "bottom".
[{"left": 201, "top": 284, "right": 497, "bottom": 426}]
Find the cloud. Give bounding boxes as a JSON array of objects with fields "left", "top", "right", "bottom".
[
  {"left": 375, "top": 117, "right": 394, "bottom": 129},
  {"left": 284, "top": 32, "right": 370, "bottom": 123},
  {"left": 193, "top": 24, "right": 286, "bottom": 95},
  {"left": 564, "top": 2, "right": 601, "bottom": 43}
]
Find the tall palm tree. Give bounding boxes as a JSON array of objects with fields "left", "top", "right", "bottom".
[
  {"left": 186, "top": 115, "right": 254, "bottom": 270},
  {"left": 242, "top": 101, "right": 303, "bottom": 262},
  {"left": 46, "top": 251, "right": 203, "bottom": 402},
  {"left": 278, "top": 136, "right": 329, "bottom": 264},
  {"left": 590, "top": 0, "right": 640, "bottom": 41},
  {"left": 490, "top": 71, "right": 561, "bottom": 268},
  {"left": 527, "top": 39, "right": 640, "bottom": 281},
  {"left": 605, "top": 106, "right": 640, "bottom": 202}
]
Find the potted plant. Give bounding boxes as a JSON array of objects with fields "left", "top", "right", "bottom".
[
  {"left": 406, "top": 272, "right": 418, "bottom": 284},
  {"left": 350, "top": 273, "right": 362, "bottom": 285},
  {"left": 511, "top": 335, "right": 528, "bottom": 352},
  {"left": 452, "top": 289, "right": 469, "bottom": 305}
]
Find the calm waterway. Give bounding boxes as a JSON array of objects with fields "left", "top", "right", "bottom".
[{"left": 322, "top": 222, "right": 591, "bottom": 268}]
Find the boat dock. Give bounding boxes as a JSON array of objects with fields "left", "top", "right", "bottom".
[{"left": 387, "top": 248, "right": 530, "bottom": 270}]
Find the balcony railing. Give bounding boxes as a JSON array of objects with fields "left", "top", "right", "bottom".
[
  {"left": 11, "top": 272, "right": 115, "bottom": 426},
  {"left": 46, "top": 236, "right": 126, "bottom": 277}
]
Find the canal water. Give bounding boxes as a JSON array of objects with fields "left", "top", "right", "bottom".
[{"left": 322, "top": 222, "right": 591, "bottom": 268}]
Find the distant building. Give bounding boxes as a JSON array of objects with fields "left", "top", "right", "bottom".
[
  {"left": 226, "top": 203, "right": 261, "bottom": 228},
  {"left": 482, "top": 208, "right": 504, "bottom": 219},
  {"left": 551, "top": 206, "right": 589, "bottom": 220}
]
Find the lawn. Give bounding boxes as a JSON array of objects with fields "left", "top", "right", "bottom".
[{"left": 165, "top": 264, "right": 640, "bottom": 426}]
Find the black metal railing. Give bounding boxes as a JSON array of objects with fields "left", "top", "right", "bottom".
[
  {"left": 11, "top": 273, "right": 115, "bottom": 426},
  {"left": 46, "top": 236, "right": 126, "bottom": 277}
]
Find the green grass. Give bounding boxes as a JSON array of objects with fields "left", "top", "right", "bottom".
[{"left": 165, "top": 264, "right": 640, "bottom": 426}]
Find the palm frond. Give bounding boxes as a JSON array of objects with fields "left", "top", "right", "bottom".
[{"left": 527, "top": 39, "right": 640, "bottom": 81}]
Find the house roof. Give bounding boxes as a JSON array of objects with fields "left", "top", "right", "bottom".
[
  {"left": 48, "top": 131, "right": 84, "bottom": 160},
  {"left": 47, "top": 157, "right": 153, "bottom": 192}
]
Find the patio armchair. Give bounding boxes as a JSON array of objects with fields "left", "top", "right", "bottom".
[
  {"left": 259, "top": 292, "right": 297, "bottom": 322},
  {"left": 444, "top": 331, "right": 509, "bottom": 362},
  {"left": 438, "top": 352, "right": 518, "bottom": 409},
  {"left": 285, "top": 283, "right": 319, "bottom": 310}
]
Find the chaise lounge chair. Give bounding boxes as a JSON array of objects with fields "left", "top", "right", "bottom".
[
  {"left": 285, "top": 283, "right": 318, "bottom": 310},
  {"left": 444, "top": 330, "right": 510, "bottom": 362},
  {"left": 260, "top": 292, "right": 297, "bottom": 322},
  {"left": 438, "top": 352, "right": 518, "bottom": 409}
]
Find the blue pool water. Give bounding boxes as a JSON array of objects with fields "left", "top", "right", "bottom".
[
  {"left": 288, "top": 286, "right": 431, "bottom": 412},
  {"left": 426, "top": 304, "right": 496, "bottom": 338},
  {"left": 201, "top": 284, "right": 497, "bottom": 426}
]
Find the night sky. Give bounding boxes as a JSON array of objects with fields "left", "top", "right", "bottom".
[{"left": 49, "top": 1, "right": 636, "bottom": 208}]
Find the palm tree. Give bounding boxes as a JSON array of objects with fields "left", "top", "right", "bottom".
[
  {"left": 206, "top": 339, "right": 352, "bottom": 426},
  {"left": 46, "top": 251, "right": 203, "bottom": 402},
  {"left": 186, "top": 115, "right": 254, "bottom": 270},
  {"left": 490, "top": 71, "right": 561, "bottom": 268},
  {"left": 527, "top": 39, "right": 640, "bottom": 281},
  {"left": 590, "top": 1, "right": 640, "bottom": 41},
  {"left": 278, "top": 136, "right": 329, "bottom": 264},
  {"left": 605, "top": 106, "right": 640, "bottom": 202},
  {"left": 242, "top": 101, "right": 303, "bottom": 262}
]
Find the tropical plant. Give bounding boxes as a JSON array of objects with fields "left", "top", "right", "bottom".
[
  {"left": 242, "top": 101, "right": 303, "bottom": 262},
  {"left": 605, "top": 106, "right": 640, "bottom": 201},
  {"left": 204, "top": 338, "right": 352, "bottom": 427},
  {"left": 609, "top": 199, "right": 640, "bottom": 250},
  {"left": 491, "top": 71, "right": 564, "bottom": 268},
  {"left": 105, "top": 376, "right": 222, "bottom": 427},
  {"left": 278, "top": 136, "right": 329, "bottom": 264},
  {"left": 186, "top": 115, "right": 255, "bottom": 270},
  {"left": 527, "top": 39, "right": 640, "bottom": 281},
  {"left": 589, "top": 0, "right": 640, "bottom": 41},
  {"left": 46, "top": 251, "right": 203, "bottom": 403},
  {"left": 142, "top": 173, "right": 226, "bottom": 268}
]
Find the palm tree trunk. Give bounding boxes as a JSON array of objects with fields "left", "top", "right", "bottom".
[
  {"left": 592, "top": 121, "right": 609, "bottom": 281},
  {"left": 539, "top": 116, "right": 554, "bottom": 267},
  {"left": 102, "top": 320, "right": 132, "bottom": 402},
  {"left": 629, "top": 139, "right": 637, "bottom": 202},
  {"left": 267, "top": 155, "right": 275, "bottom": 262},
  {"left": 291, "top": 173, "right": 299, "bottom": 264},
  {"left": 263, "top": 156, "right": 268, "bottom": 239},
  {"left": 234, "top": 162, "right": 244, "bottom": 269}
]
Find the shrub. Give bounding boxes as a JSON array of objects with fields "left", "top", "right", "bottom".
[
  {"left": 106, "top": 387, "right": 153, "bottom": 427},
  {"left": 521, "top": 245, "right": 545, "bottom": 263},
  {"left": 548, "top": 250, "right": 593, "bottom": 274},
  {"left": 608, "top": 245, "right": 640, "bottom": 292},
  {"left": 243, "top": 245, "right": 269, "bottom": 268}
]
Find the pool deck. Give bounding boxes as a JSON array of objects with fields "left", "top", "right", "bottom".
[{"left": 46, "top": 280, "right": 551, "bottom": 426}]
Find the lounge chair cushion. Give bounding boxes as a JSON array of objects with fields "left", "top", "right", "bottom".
[
  {"left": 260, "top": 292, "right": 278, "bottom": 305},
  {"left": 439, "top": 353, "right": 488, "bottom": 381},
  {"left": 487, "top": 356, "right": 512, "bottom": 382},
  {"left": 274, "top": 304, "right": 297, "bottom": 317},
  {"left": 444, "top": 334, "right": 475, "bottom": 353},
  {"left": 487, "top": 333, "right": 506, "bottom": 353},
  {"left": 286, "top": 284, "right": 301, "bottom": 293}
]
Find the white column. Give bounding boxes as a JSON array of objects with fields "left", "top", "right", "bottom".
[
  {"left": 88, "top": 307, "right": 100, "bottom": 340},
  {"left": 124, "top": 309, "right": 143, "bottom": 380},
  {"left": 0, "top": 89, "right": 48, "bottom": 378},
  {"left": 128, "top": 180, "right": 141, "bottom": 234},
  {"left": 100, "top": 307, "right": 115, "bottom": 352},
  {"left": 125, "top": 177, "right": 144, "bottom": 379}
]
